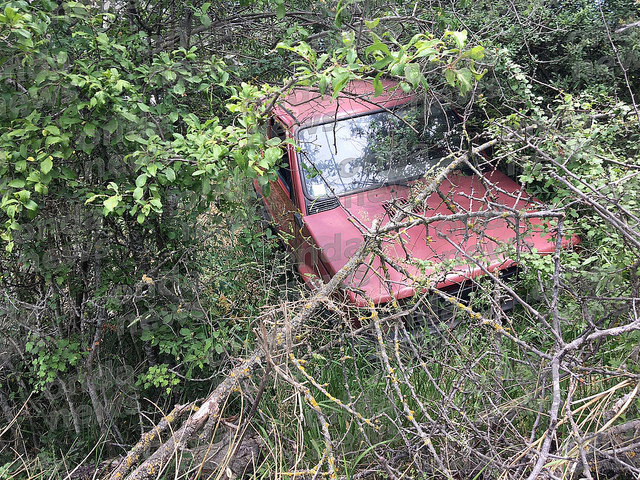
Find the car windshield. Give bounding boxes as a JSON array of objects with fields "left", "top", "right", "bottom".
[{"left": 297, "top": 105, "right": 462, "bottom": 199}]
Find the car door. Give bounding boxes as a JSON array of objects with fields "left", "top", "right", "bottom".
[
  {"left": 259, "top": 119, "right": 328, "bottom": 286},
  {"left": 262, "top": 118, "right": 299, "bottom": 246}
]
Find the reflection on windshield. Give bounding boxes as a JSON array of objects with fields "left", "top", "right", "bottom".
[{"left": 297, "top": 105, "right": 462, "bottom": 198}]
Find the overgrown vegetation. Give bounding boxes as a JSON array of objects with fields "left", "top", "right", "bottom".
[{"left": 1, "top": 0, "right": 639, "bottom": 478}]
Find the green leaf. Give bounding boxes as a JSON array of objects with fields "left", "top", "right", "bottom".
[
  {"left": 455, "top": 68, "right": 474, "bottom": 93},
  {"left": 120, "top": 110, "right": 138, "bottom": 122},
  {"left": 60, "top": 167, "right": 75, "bottom": 180},
  {"left": 8, "top": 179, "right": 25, "bottom": 188},
  {"left": 471, "top": 66, "right": 487, "bottom": 80},
  {"left": 57, "top": 50, "right": 68, "bottom": 64},
  {"left": 276, "top": 0, "right": 285, "bottom": 19},
  {"left": 35, "top": 70, "right": 48, "bottom": 85},
  {"left": 372, "top": 55, "right": 392, "bottom": 70},
  {"left": 335, "top": 0, "right": 346, "bottom": 28},
  {"left": 365, "top": 18, "right": 380, "bottom": 29},
  {"left": 45, "top": 136, "right": 62, "bottom": 147},
  {"left": 446, "top": 30, "right": 468, "bottom": 49},
  {"left": 445, "top": 69, "right": 456, "bottom": 87},
  {"left": 103, "top": 195, "right": 120, "bottom": 213},
  {"left": 41, "top": 157, "right": 53, "bottom": 174},
  {"left": 114, "top": 79, "right": 130, "bottom": 93},
  {"left": 414, "top": 39, "right": 440, "bottom": 58},
  {"left": 373, "top": 74, "right": 383, "bottom": 96},
  {"left": 332, "top": 70, "right": 352, "bottom": 97},
  {"left": 404, "top": 63, "right": 421, "bottom": 87},
  {"left": 125, "top": 133, "right": 146, "bottom": 144},
  {"left": 133, "top": 187, "right": 144, "bottom": 200},
  {"left": 365, "top": 40, "right": 390, "bottom": 57},
  {"left": 96, "top": 32, "right": 109, "bottom": 45},
  {"left": 172, "top": 82, "right": 185, "bottom": 95},
  {"left": 105, "top": 117, "right": 118, "bottom": 134},
  {"left": 16, "top": 190, "right": 30, "bottom": 202},
  {"left": 316, "top": 53, "right": 329, "bottom": 70},
  {"left": 83, "top": 122, "right": 96, "bottom": 137},
  {"left": 85, "top": 194, "right": 99, "bottom": 204},
  {"left": 264, "top": 147, "right": 282, "bottom": 166},
  {"left": 45, "top": 125, "right": 60, "bottom": 136},
  {"left": 318, "top": 75, "right": 328, "bottom": 94},
  {"left": 163, "top": 70, "right": 177, "bottom": 82},
  {"left": 6, "top": 205, "right": 17, "bottom": 218},
  {"left": 135, "top": 174, "right": 147, "bottom": 187},
  {"left": 468, "top": 45, "right": 484, "bottom": 60},
  {"left": 165, "top": 167, "right": 175, "bottom": 182}
]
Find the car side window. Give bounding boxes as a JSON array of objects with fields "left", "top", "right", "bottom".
[{"left": 270, "top": 119, "right": 293, "bottom": 196}]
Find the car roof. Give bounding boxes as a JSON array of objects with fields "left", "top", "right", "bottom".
[{"left": 272, "top": 79, "right": 414, "bottom": 129}]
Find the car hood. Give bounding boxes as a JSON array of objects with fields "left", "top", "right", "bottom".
[{"left": 302, "top": 170, "right": 574, "bottom": 306}]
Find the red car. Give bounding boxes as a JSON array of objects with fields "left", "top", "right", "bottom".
[{"left": 255, "top": 80, "right": 573, "bottom": 309}]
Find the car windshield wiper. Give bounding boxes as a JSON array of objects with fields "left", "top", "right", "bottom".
[{"left": 383, "top": 179, "right": 411, "bottom": 187}]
